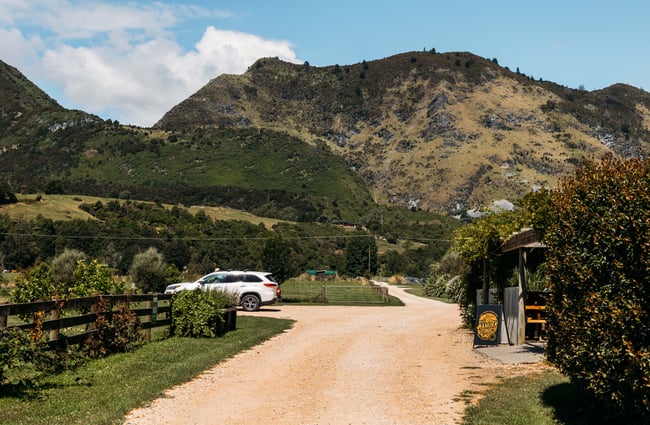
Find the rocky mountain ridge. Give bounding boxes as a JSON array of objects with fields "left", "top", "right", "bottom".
[
  {"left": 1, "top": 51, "right": 649, "bottom": 217},
  {"left": 156, "top": 51, "right": 650, "bottom": 213}
]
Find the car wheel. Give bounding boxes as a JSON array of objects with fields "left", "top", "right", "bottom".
[{"left": 240, "top": 294, "right": 261, "bottom": 311}]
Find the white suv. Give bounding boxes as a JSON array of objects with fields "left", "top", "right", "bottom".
[{"left": 164, "top": 271, "right": 280, "bottom": 311}]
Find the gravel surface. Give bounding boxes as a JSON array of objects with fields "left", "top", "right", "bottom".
[{"left": 124, "top": 284, "right": 546, "bottom": 425}]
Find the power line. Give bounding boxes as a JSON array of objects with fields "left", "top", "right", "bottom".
[{"left": 0, "top": 232, "right": 451, "bottom": 243}]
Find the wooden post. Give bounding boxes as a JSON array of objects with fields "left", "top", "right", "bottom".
[
  {"left": 145, "top": 297, "right": 152, "bottom": 343},
  {"left": 49, "top": 307, "right": 60, "bottom": 342},
  {"left": 517, "top": 248, "right": 527, "bottom": 345},
  {"left": 482, "top": 257, "right": 489, "bottom": 304}
]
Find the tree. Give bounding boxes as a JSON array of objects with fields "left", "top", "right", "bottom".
[
  {"left": 0, "top": 181, "right": 17, "bottom": 205},
  {"left": 450, "top": 192, "right": 553, "bottom": 326},
  {"left": 72, "top": 259, "right": 124, "bottom": 296},
  {"left": 129, "top": 247, "right": 168, "bottom": 293},
  {"left": 262, "top": 235, "right": 293, "bottom": 283},
  {"left": 51, "top": 248, "right": 87, "bottom": 287},
  {"left": 343, "top": 235, "right": 377, "bottom": 277},
  {"left": 545, "top": 156, "right": 650, "bottom": 421},
  {"left": 11, "top": 263, "right": 55, "bottom": 303}
]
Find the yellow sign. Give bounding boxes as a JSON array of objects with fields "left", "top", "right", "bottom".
[
  {"left": 474, "top": 305, "right": 502, "bottom": 346},
  {"left": 476, "top": 311, "right": 499, "bottom": 341}
]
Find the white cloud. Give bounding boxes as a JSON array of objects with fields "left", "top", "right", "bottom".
[
  {"left": 0, "top": 27, "right": 42, "bottom": 66},
  {"left": 0, "top": 1, "right": 299, "bottom": 127}
]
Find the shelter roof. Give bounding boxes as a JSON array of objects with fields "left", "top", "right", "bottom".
[{"left": 501, "top": 228, "right": 546, "bottom": 253}]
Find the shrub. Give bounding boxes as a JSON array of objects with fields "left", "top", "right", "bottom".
[
  {"left": 72, "top": 259, "right": 124, "bottom": 296},
  {"left": 12, "top": 259, "right": 123, "bottom": 304},
  {"left": 129, "top": 247, "right": 167, "bottom": 293},
  {"left": 51, "top": 248, "right": 87, "bottom": 286},
  {"left": 424, "top": 274, "right": 448, "bottom": 298},
  {"left": 171, "top": 289, "right": 237, "bottom": 338},
  {"left": 0, "top": 328, "right": 50, "bottom": 388},
  {"left": 11, "top": 263, "right": 55, "bottom": 303},
  {"left": 545, "top": 156, "right": 650, "bottom": 422},
  {"left": 81, "top": 298, "right": 143, "bottom": 359}
]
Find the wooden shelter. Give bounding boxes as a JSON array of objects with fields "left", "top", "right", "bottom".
[{"left": 501, "top": 228, "right": 546, "bottom": 344}]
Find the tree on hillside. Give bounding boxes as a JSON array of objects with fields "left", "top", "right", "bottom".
[
  {"left": 0, "top": 181, "right": 17, "bottom": 205},
  {"left": 545, "top": 155, "right": 650, "bottom": 422},
  {"left": 129, "top": 247, "right": 167, "bottom": 293}
]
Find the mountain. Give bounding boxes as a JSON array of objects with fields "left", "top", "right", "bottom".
[
  {"left": 155, "top": 51, "right": 650, "bottom": 214},
  {"left": 0, "top": 60, "right": 374, "bottom": 222},
  {"left": 0, "top": 61, "right": 62, "bottom": 113},
  {"left": 1, "top": 52, "right": 649, "bottom": 220}
]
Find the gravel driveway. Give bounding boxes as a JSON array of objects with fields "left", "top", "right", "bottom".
[{"left": 124, "top": 284, "right": 543, "bottom": 425}]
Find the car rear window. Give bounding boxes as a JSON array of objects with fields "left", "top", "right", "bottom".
[
  {"left": 222, "top": 274, "right": 243, "bottom": 283},
  {"left": 243, "top": 274, "right": 262, "bottom": 282}
]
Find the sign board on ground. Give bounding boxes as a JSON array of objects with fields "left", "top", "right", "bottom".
[{"left": 474, "top": 304, "right": 502, "bottom": 346}]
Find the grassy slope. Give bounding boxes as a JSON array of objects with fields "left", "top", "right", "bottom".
[{"left": 0, "top": 194, "right": 291, "bottom": 228}]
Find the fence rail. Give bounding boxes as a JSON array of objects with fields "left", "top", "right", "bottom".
[
  {"left": 0, "top": 294, "right": 174, "bottom": 348},
  {"left": 321, "top": 285, "right": 388, "bottom": 304}
]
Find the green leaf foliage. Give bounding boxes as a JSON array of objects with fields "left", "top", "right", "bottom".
[
  {"left": 262, "top": 235, "right": 294, "bottom": 283},
  {"left": 342, "top": 234, "right": 377, "bottom": 277},
  {"left": 0, "top": 328, "right": 50, "bottom": 388},
  {"left": 71, "top": 259, "right": 124, "bottom": 297},
  {"left": 11, "top": 263, "right": 56, "bottom": 303},
  {"left": 545, "top": 155, "right": 650, "bottom": 422},
  {"left": 171, "top": 289, "right": 237, "bottom": 338}
]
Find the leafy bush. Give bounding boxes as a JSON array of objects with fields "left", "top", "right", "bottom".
[
  {"left": 171, "top": 289, "right": 237, "bottom": 338},
  {"left": 11, "top": 259, "right": 123, "bottom": 303},
  {"left": 0, "top": 328, "right": 50, "bottom": 388},
  {"left": 11, "top": 263, "right": 56, "bottom": 303},
  {"left": 424, "top": 274, "right": 448, "bottom": 298},
  {"left": 423, "top": 274, "right": 463, "bottom": 303},
  {"left": 545, "top": 156, "right": 650, "bottom": 422},
  {"left": 72, "top": 259, "right": 125, "bottom": 296},
  {"left": 81, "top": 299, "right": 143, "bottom": 359}
]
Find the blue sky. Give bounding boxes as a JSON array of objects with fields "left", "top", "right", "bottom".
[{"left": 1, "top": 0, "right": 648, "bottom": 127}]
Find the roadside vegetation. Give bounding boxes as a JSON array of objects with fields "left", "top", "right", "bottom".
[
  {"left": 452, "top": 155, "right": 650, "bottom": 423},
  {"left": 0, "top": 316, "right": 292, "bottom": 425},
  {"left": 462, "top": 370, "right": 591, "bottom": 425}
]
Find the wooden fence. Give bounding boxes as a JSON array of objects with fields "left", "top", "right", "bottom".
[{"left": 0, "top": 294, "right": 174, "bottom": 349}]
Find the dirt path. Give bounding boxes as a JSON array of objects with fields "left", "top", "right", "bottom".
[{"left": 124, "top": 285, "right": 545, "bottom": 425}]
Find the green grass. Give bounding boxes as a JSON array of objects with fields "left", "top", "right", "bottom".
[
  {"left": 0, "top": 316, "right": 293, "bottom": 425},
  {"left": 462, "top": 370, "right": 592, "bottom": 425},
  {"left": 280, "top": 279, "right": 403, "bottom": 306}
]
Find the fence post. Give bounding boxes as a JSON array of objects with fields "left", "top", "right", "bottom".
[
  {"left": 49, "top": 306, "right": 60, "bottom": 342},
  {"left": 145, "top": 295, "right": 152, "bottom": 343}
]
